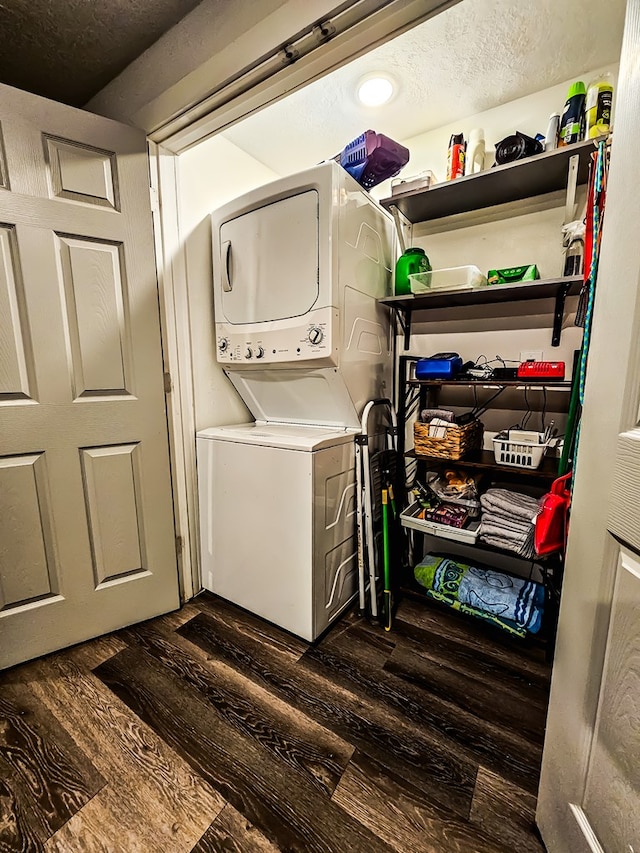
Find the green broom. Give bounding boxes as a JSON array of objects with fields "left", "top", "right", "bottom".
[{"left": 382, "top": 488, "right": 392, "bottom": 631}]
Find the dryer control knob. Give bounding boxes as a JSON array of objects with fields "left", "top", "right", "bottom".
[
  {"left": 218, "top": 337, "right": 230, "bottom": 353},
  {"left": 245, "top": 347, "right": 253, "bottom": 359},
  {"left": 308, "top": 327, "right": 324, "bottom": 345},
  {"left": 255, "top": 346, "right": 265, "bottom": 359}
]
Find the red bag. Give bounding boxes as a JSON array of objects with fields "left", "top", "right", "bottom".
[{"left": 534, "top": 472, "right": 572, "bottom": 556}]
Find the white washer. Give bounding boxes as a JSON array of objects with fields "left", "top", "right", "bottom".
[{"left": 197, "top": 422, "right": 358, "bottom": 641}]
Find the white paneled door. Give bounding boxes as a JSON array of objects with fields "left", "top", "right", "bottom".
[
  {"left": 0, "top": 83, "right": 179, "bottom": 669},
  {"left": 537, "top": 0, "right": 640, "bottom": 849}
]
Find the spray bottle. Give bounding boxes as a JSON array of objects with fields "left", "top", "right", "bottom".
[
  {"left": 446, "top": 133, "right": 466, "bottom": 180},
  {"left": 585, "top": 73, "right": 614, "bottom": 138}
]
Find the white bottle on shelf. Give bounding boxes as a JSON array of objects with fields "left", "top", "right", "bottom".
[
  {"left": 466, "top": 128, "right": 486, "bottom": 175},
  {"left": 545, "top": 113, "right": 560, "bottom": 151}
]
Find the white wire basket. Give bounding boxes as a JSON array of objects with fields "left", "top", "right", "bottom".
[{"left": 492, "top": 433, "right": 551, "bottom": 469}]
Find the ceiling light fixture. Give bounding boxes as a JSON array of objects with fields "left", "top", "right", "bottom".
[{"left": 357, "top": 74, "right": 395, "bottom": 107}]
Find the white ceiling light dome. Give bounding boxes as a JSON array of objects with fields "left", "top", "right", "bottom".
[{"left": 356, "top": 73, "right": 396, "bottom": 107}]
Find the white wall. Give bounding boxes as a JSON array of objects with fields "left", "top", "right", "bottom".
[{"left": 178, "top": 134, "right": 280, "bottom": 431}]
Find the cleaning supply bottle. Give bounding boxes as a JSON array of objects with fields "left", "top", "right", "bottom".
[
  {"left": 394, "top": 247, "right": 431, "bottom": 295},
  {"left": 446, "top": 133, "right": 466, "bottom": 180},
  {"left": 466, "top": 128, "right": 485, "bottom": 175},
  {"left": 544, "top": 113, "right": 560, "bottom": 151},
  {"left": 559, "top": 81, "right": 586, "bottom": 146},
  {"left": 585, "top": 73, "right": 614, "bottom": 138}
]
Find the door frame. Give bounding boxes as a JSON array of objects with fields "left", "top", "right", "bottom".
[
  {"left": 148, "top": 141, "right": 198, "bottom": 600},
  {"left": 150, "top": 0, "right": 458, "bottom": 598}
]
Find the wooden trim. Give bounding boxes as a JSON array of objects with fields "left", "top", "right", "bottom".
[{"left": 148, "top": 142, "right": 199, "bottom": 601}]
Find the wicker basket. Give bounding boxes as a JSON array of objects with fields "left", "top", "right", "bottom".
[{"left": 413, "top": 419, "right": 483, "bottom": 460}]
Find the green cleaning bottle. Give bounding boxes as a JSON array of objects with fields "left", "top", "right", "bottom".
[
  {"left": 586, "top": 73, "right": 614, "bottom": 138},
  {"left": 394, "top": 247, "right": 431, "bottom": 295}
]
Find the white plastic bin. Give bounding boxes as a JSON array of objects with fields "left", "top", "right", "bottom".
[
  {"left": 409, "top": 265, "right": 488, "bottom": 294},
  {"left": 492, "top": 433, "right": 551, "bottom": 469},
  {"left": 400, "top": 501, "right": 480, "bottom": 544}
]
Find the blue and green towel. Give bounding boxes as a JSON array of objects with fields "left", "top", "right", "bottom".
[{"left": 414, "top": 554, "right": 544, "bottom": 638}]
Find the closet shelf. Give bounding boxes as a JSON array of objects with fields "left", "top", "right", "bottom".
[
  {"left": 405, "top": 449, "right": 560, "bottom": 481},
  {"left": 399, "top": 518, "right": 556, "bottom": 565},
  {"left": 380, "top": 138, "right": 596, "bottom": 223},
  {"left": 381, "top": 275, "right": 582, "bottom": 349},
  {"left": 407, "top": 379, "right": 572, "bottom": 390}
]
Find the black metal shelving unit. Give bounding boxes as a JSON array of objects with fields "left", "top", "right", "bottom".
[{"left": 379, "top": 143, "right": 592, "bottom": 651}]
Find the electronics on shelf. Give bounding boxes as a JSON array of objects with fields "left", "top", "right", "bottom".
[{"left": 517, "top": 360, "right": 566, "bottom": 380}]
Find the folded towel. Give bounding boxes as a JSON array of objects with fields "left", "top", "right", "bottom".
[
  {"left": 414, "top": 554, "right": 544, "bottom": 636},
  {"left": 478, "top": 488, "right": 539, "bottom": 558},
  {"left": 479, "top": 531, "right": 536, "bottom": 560},
  {"left": 478, "top": 515, "right": 536, "bottom": 558},
  {"left": 480, "top": 516, "right": 534, "bottom": 539},
  {"left": 480, "top": 488, "right": 540, "bottom": 523}
]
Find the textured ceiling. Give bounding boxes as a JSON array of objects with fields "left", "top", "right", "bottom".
[
  {"left": 222, "top": 0, "right": 626, "bottom": 174},
  {"left": 0, "top": 0, "right": 203, "bottom": 106}
]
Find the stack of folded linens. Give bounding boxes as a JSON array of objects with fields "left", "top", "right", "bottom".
[{"left": 478, "top": 488, "right": 540, "bottom": 559}]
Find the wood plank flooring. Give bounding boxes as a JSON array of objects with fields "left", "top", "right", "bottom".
[{"left": 0, "top": 593, "right": 549, "bottom": 852}]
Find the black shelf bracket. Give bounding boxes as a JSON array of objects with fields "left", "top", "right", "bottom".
[
  {"left": 391, "top": 306, "right": 410, "bottom": 349},
  {"left": 552, "top": 280, "right": 572, "bottom": 346}
]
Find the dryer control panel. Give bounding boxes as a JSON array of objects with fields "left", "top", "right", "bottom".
[{"left": 216, "top": 307, "right": 337, "bottom": 365}]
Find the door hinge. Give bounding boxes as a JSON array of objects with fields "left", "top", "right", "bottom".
[
  {"left": 175, "top": 535, "right": 183, "bottom": 555},
  {"left": 163, "top": 372, "right": 172, "bottom": 393},
  {"left": 149, "top": 185, "right": 160, "bottom": 213}
]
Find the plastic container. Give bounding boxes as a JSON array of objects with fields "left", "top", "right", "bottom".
[
  {"left": 492, "top": 432, "right": 551, "bottom": 469},
  {"left": 400, "top": 501, "right": 480, "bottom": 544},
  {"left": 409, "top": 265, "right": 487, "bottom": 293},
  {"left": 415, "top": 354, "right": 464, "bottom": 379},
  {"left": 466, "top": 128, "right": 485, "bottom": 175},
  {"left": 391, "top": 170, "right": 436, "bottom": 196},
  {"left": 340, "top": 130, "right": 410, "bottom": 189},
  {"left": 559, "top": 81, "right": 586, "bottom": 146},
  {"left": 395, "top": 247, "right": 431, "bottom": 295},
  {"left": 586, "top": 73, "right": 614, "bottom": 139}
]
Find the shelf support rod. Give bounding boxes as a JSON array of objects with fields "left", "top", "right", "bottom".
[
  {"left": 564, "top": 154, "right": 580, "bottom": 224},
  {"left": 388, "top": 204, "right": 407, "bottom": 253}
]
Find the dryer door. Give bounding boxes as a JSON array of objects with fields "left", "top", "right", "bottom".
[{"left": 217, "top": 189, "right": 319, "bottom": 324}]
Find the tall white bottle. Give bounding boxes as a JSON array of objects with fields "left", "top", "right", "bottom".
[
  {"left": 545, "top": 113, "right": 560, "bottom": 151},
  {"left": 466, "top": 128, "right": 485, "bottom": 175}
]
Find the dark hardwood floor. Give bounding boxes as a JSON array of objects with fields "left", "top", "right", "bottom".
[{"left": 0, "top": 593, "right": 549, "bottom": 852}]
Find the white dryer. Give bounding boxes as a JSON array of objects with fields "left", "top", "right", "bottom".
[{"left": 211, "top": 159, "right": 395, "bottom": 428}]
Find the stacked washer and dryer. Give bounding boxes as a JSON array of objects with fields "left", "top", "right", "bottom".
[{"left": 197, "top": 161, "right": 396, "bottom": 641}]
